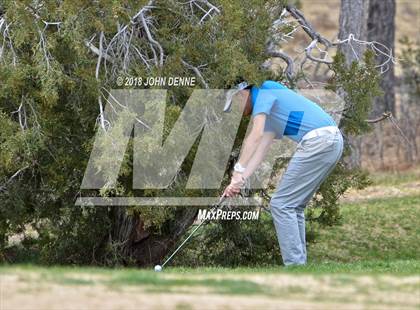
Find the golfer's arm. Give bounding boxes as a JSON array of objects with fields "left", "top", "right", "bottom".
[
  {"left": 242, "top": 132, "right": 275, "bottom": 179},
  {"left": 237, "top": 114, "right": 266, "bottom": 167}
]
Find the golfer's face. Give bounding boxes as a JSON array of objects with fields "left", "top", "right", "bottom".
[{"left": 235, "top": 90, "right": 251, "bottom": 116}]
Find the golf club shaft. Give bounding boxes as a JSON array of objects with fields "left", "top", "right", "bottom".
[{"left": 161, "top": 195, "right": 226, "bottom": 268}]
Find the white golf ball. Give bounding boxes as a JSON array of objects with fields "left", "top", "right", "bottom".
[{"left": 154, "top": 265, "right": 162, "bottom": 272}]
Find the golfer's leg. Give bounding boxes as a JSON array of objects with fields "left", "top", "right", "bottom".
[
  {"left": 270, "top": 156, "right": 308, "bottom": 266},
  {"left": 271, "top": 207, "right": 304, "bottom": 265},
  {"left": 295, "top": 205, "right": 306, "bottom": 263},
  {"left": 293, "top": 133, "right": 344, "bottom": 263},
  {"left": 271, "top": 133, "right": 344, "bottom": 266},
  {"left": 295, "top": 150, "right": 341, "bottom": 264}
]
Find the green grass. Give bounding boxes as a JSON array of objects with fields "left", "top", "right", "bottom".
[
  {"left": 0, "top": 260, "right": 418, "bottom": 301},
  {"left": 1, "top": 259, "right": 419, "bottom": 276},
  {"left": 2, "top": 194, "right": 419, "bottom": 277},
  {"left": 308, "top": 195, "right": 420, "bottom": 263},
  {"left": 1, "top": 171, "right": 419, "bottom": 308},
  {"left": 1, "top": 264, "right": 271, "bottom": 296}
]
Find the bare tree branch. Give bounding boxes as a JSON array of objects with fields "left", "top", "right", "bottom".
[
  {"left": 181, "top": 59, "right": 209, "bottom": 88},
  {"left": 101, "top": 1, "right": 160, "bottom": 74},
  {"left": 266, "top": 5, "right": 396, "bottom": 82},
  {"left": 365, "top": 111, "right": 392, "bottom": 123},
  {"left": 36, "top": 23, "right": 52, "bottom": 71},
  {"left": 304, "top": 39, "right": 333, "bottom": 64},
  {"left": 0, "top": 16, "right": 17, "bottom": 65},
  {"left": 285, "top": 5, "right": 332, "bottom": 47},
  {"left": 0, "top": 166, "right": 29, "bottom": 192},
  {"left": 266, "top": 49, "right": 294, "bottom": 79},
  {"left": 86, "top": 39, "right": 115, "bottom": 64},
  {"left": 181, "top": 0, "right": 220, "bottom": 23},
  {"left": 11, "top": 97, "right": 28, "bottom": 131},
  {"left": 140, "top": 12, "right": 164, "bottom": 67},
  {"left": 96, "top": 31, "right": 107, "bottom": 131}
]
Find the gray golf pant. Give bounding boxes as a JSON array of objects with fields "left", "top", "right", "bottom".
[{"left": 270, "top": 130, "right": 344, "bottom": 266}]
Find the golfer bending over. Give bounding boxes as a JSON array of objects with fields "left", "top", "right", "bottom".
[{"left": 223, "top": 80, "right": 343, "bottom": 266}]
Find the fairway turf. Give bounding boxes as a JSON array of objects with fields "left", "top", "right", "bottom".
[
  {"left": 1, "top": 261, "right": 419, "bottom": 309},
  {"left": 308, "top": 195, "right": 420, "bottom": 263}
]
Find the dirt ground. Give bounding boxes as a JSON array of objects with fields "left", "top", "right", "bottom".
[{"left": 340, "top": 179, "right": 420, "bottom": 203}]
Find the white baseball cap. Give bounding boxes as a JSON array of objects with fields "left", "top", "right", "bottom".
[{"left": 223, "top": 81, "right": 250, "bottom": 112}]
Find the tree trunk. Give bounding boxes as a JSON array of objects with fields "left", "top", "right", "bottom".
[
  {"left": 338, "top": 0, "right": 370, "bottom": 64},
  {"left": 338, "top": 0, "right": 370, "bottom": 168},
  {"left": 367, "top": 0, "right": 396, "bottom": 116},
  {"left": 112, "top": 207, "right": 198, "bottom": 266}
]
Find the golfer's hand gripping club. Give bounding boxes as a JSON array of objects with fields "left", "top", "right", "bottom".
[{"left": 223, "top": 172, "right": 245, "bottom": 197}]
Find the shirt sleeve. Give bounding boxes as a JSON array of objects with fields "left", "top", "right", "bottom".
[{"left": 251, "top": 91, "right": 276, "bottom": 117}]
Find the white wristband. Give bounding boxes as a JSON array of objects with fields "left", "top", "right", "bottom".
[{"left": 234, "top": 162, "right": 246, "bottom": 173}]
